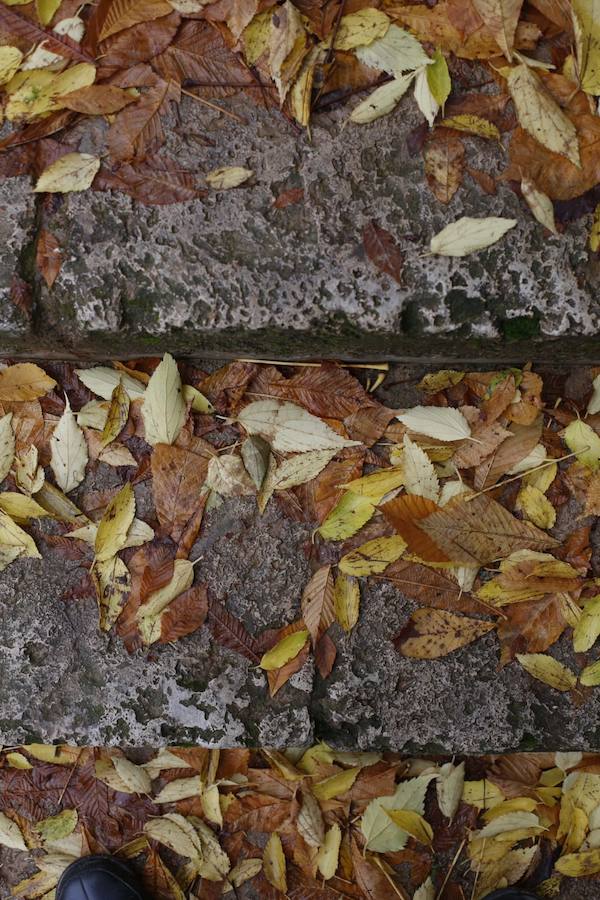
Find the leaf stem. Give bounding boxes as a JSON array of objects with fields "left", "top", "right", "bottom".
[{"left": 466, "top": 448, "right": 585, "bottom": 501}]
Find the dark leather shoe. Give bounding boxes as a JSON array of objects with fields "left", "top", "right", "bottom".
[
  {"left": 483, "top": 891, "right": 540, "bottom": 899},
  {"left": 56, "top": 855, "right": 145, "bottom": 900}
]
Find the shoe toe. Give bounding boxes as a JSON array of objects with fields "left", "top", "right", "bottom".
[{"left": 57, "top": 856, "right": 144, "bottom": 900}]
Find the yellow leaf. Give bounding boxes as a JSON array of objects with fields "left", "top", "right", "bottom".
[
  {"left": 268, "top": 0, "right": 307, "bottom": 101},
  {"left": 0, "top": 492, "right": 49, "bottom": 523},
  {"left": 572, "top": 0, "right": 600, "bottom": 94},
  {"left": 36, "top": 809, "right": 78, "bottom": 843},
  {"left": 95, "top": 482, "right": 135, "bottom": 562},
  {"left": 506, "top": 64, "right": 580, "bottom": 166},
  {"left": 154, "top": 776, "right": 202, "bottom": 804},
  {"left": 590, "top": 203, "right": 600, "bottom": 252},
  {"left": 0, "top": 812, "right": 27, "bottom": 851},
  {"left": 0, "top": 508, "right": 40, "bottom": 563},
  {"left": 521, "top": 177, "right": 557, "bottom": 234},
  {"left": 384, "top": 809, "right": 433, "bottom": 844},
  {"left": 259, "top": 629, "right": 309, "bottom": 670},
  {"left": 440, "top": 114, "right": 500, "bottom": 139},
  {"left": 462, "top": 779, "right": 504, "bottom": 810},
  {"left": 0, "top": 363, "right": 55, "bottom": 401},
  {"left": 483, "top": 797, "right": 538, "bottom": 821},
  {"left": 580, "top": 659, "right": 600, "bottom": 686},
  {"left": 516, "top": 484, "right": 556, "bottom": 529},
  {"left": 202, "top": 784, "right": 223, "bottom": 827},
  {"left": 355, "top": 24, "right": 429, "bottom": 74},
  {"left": 263, "top": 833, "right": 287, "bottom": 893},
  {"left": 205, "top": 166, "right": 253, "bottom": 190},
  {"left": 565, "top": 419, "right": 600, "bottom": 470},
  {"left": 318, "top": 492, "right": 375, "bottom": 541},
  {"left": 343, "top": 467, "right": 405, "bottom": 503},
  {"left": 238, "top": 399, "right": 359, "bottom": 454},
  {"left": 312, "top": 767, "right": 361, "bottom": 801},
  {"left": 403, "top": 434, "right": 440, "bottom": 501},
  {"left": 23, "top": 744, "right": 79, "bottom": 765},
  {"left": 50, "top": 396, "right": 88, "bottom": 494},
  {"left": 101, "top": 380, "right": 130, "bottom": 448},
  {"left": 516, "top": 653, "right": 577, "bottom": 691},
  {"left": 181, "top": 383, "right": 213, "bottom": 414},
  {"left": 34, "top": 152, "right": 101, "bottom": 193},
  {"left": 0, "top": 46, "right": 23, "bottom": 85},
  {"left": 92, "top": 555, "right": 131, "bottom": 632},
  {"left": 333, "top": 571, "right": 360, "bottom": 632},
  {"left": 350, "top": 73, "right": 415, "bottom": 124},
  {"left": 317, "top": 823, "right": 341, "bottom": 880},
  {"left": 6, "top": 752, "right": 32, "bottom": 769},
  {"left": 573, "top": 595, "right": 600, "bottom": 652},
  {"left": 430, "top": 216, "right": 517, "bottom": 256},
  {"left": 142, "top": 353, "right": 186, "bottom": 446},
  {"left": 556, "top": 848, "right": 600, "bottom": 876},
  {"left": 397, "top": 608, "right": 495, "bottom": 658},
  {"left": 243, "top": 9, "right": 272, "bottom": 65},
  {"left": 0, "top": 413, "right": 14, "bottom": 485},
  {"left": 472, "top": 0, "right": 524, "bottom": 59},
  {"left": 36, "top": 0, "right": 62, "bottom": 24},
  {"left": 334, "top": 9, "right": 389, "bottom": 50},
  {"left": 477, "top": 811, "right": 542, "bottom": 838},
  {"left": 339, "top": 534, "right": 406, "bottom": 576},
  {"left": 137, "top": 559, "right": 195, "bottom": 645},
  {"left": 426, "top": 48, "right": 451, "bottom": 108}
]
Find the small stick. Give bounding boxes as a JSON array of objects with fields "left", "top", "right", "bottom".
[
  {"left": 373, "top": 856, "right": 410, "bottom": 900},
  {"left": 58, "top": 748, "right": 83, "bottom": 804},
  {"left": 180, "top": 88, "right": 247, "bottom": 124},
  {"left": 465, "top": 449, "right": 584, "bottom": 501},
  {"left": 436, "top": 836, "right": 467, "bottom": 900},
  {"left": 237, "top": 357, "right": 389, "bottom": 371}
]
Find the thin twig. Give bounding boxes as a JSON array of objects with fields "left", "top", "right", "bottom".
[
  {"left": 58, "top": 748, "right": 83, "bottom": 804},
  {"left": 465, "top": 449, "right": 584, "bottom": 501},
  {"left": 373, "top": 856, "right": 410, "bottom": 900},
  {"left": 237, "top": 357, "right": 389, "bottom": 371},
  {"left": 437, "top": 836, "right": 467, "bottom": 900},
  {"left": 181, "top": 88, "right": 247, "bottom": 124}
]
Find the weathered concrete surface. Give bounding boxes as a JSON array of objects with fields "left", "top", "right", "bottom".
[
  {"left": 0, "top": 177, "right": 35, "bottom": 346},
  {"left": 2, "top": 360, "right": 600, "bottom": 751},
  {"left": 1, "top": 96, "right": 600, "bottom": 360}
]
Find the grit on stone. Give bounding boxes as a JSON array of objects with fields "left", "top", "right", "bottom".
[{"left": 1, "top": 97, "right": 600, "bottom": 361}]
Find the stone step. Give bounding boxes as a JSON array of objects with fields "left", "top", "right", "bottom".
[
  {"left": 1, "top": 359, "right": 599, "bottom": 752},
  {"left": 1, "top": 97, "right": 599, "bottom": 362}
]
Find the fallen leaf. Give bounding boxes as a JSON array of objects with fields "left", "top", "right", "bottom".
[
  {"left": 36, "top": 229, "right": 63, "bottom": 289},
  {"left": 259, "top": 628, "right": 310, "bottom": 670},
  {"left": 34, "top": 153, "right": 101, "bottom": 193},
  {"left": 142, "top": 353, "right": 186, "bottom": 446},
  {"left": 396, "top": 405, "right": 471, "bottom": 441},
  {"left": 205, "top": 166, "right": 253, "bottom": 190},
  {"left": 363, "top": 221, "right": 404, "bottom": 283},
  {"left": 0, "top": 363, "right": 56, "bottom": 402},
  {"left": 333, "top": 571, "right": 360, "bottom": 632},
  {"left": 516, "top": 652, "right": 578, "bottom": 691},
  {"left": 430, "top": 216, "right": 517, "bottom": 256},
  {"left": 50, "top": 397, "right": 88, "bottom": 494},
  {"left": 472, "top": 0, "right": 524, "bottom": 58},
  {"left": 424, "top": 131, "right": 465, "bottom": 203},
  {"left": 394, "top": 607, "right": 495, "bottom": 658}
]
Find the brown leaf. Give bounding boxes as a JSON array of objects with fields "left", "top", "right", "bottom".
[
  {"left": 424, "top": 131, "right": 465, "bottom": 203},
  {"left": 471, "top": 0, "right": 524, "bottom": 59},
  {"left": 473, "top": 418, "right": 542, "bottom": 490},
  {"left": 98, "top": 0, "right": 173, "bottom": 41},
  {"left": 265, "top": 620, "right": 311, "bottom": 697},
  {"left": 252, "top": 364, "right": 375, "bottom": 420},
  {"left": 95, "top": 155, "right": 205, "bottom": 205},
  {"left": 199, "top": 361, "right": 258, "bottom": 414},
  {"left": 107, "top": 79, "right": 179, "bottom": 162},
  {"left": 452, "top": 422, "right": 511, "bottom": 469},
  {"left": 152, "top": 19, "right": 258, "bottom": 98},
  {"left": 208, "top": 597, "right": 261, "bottom": 664},
  {"left": 295, "top": 451, "right": 365, "bottom": 525},
  {"left": 36, "top": 229, "right": 63, "bottom": 289},
  {"left": 467, "top": 166, "right": 497, "bottom": 194},
  {"left": 393, "top": 607, "right": 495, "bottom": 658},
  {"left": 383, "top": 559, "right": 487, "bottom": 615},
  {"left": 117, "top": 540, "right": 175, "bottom": 651},
  {"left": 98, "top": 12, "right": 180, "bottom": 74},
  {"left": 159, "top": 584, "right": 208, "bottom": 643},
  {"left": 273, "top": 187, "right": 305, "bottom": 208},
  {"left": 351, "top": 838, "right": 395, "bottom": 899},
  {"left": 314, "top": 631, "right": 336, "bottom": 678},
  {"left": 363, "top": 221, "right": 404, "bottom": 285},
  {"left": 381, "top": 494, "right": 450, "bottom": 563},
  {"left": 496, "top": 594, "right": 567, "bottom": 665},
  {"left": 0, "top": 4, "right": 93, "bottom": 62},
  {"left": 151, "top": 442, "right": 211, "bottom": 541},
  {"left": 60, "top": 85, "right": 138, "bottom": 116},
  {"left": 301, "top": 565, "right": 335, "bottom": 647}
]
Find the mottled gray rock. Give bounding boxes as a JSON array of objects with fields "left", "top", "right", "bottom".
[
  {"left": 1, "top": 95, "right": 600, "bottom": 360},
  {"left": 0, "top": 177, "right": 34, "bottom": 345},
  {"left": 0, "top": 497, "right": 315, "bottom": 747}
]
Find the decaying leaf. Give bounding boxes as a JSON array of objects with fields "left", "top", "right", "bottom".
[{"left": 394, "top": 607, "right": 495, "bottom": 658}]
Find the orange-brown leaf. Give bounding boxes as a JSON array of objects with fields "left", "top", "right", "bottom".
[
  {"left": 424, "top": 132, "right": 465, "bottom": 204},
  {"left": 363, "top": 221, "right": 404, "bottom": 285},
  {"left": 36, "top": 229, "right": 62, "bottom": 289}
]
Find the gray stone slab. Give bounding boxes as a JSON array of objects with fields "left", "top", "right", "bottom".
[
  {"left": 7, "top": 95, "right": 598, "bottom": 361},
  {"left": 1, "top": 360, "right": 600, "bottom": 751},
  {"left": 0, "top": 177, "right": 35, "bottom": 345}
]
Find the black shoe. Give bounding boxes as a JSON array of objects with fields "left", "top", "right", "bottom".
[
  {"left": 483, "top": 891, "right": 540, "bottom": 899},
  {"left": 56, "top": 855, "right": 145, "bottom": 900}
]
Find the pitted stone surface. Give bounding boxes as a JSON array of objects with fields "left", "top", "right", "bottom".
[
  {"left": 1, "top": 360, "right": 600, "bottom": 751},
  {"left": 1, "top": 97, "right": 598, "bottom": 359},
  {"left": 0, "top": 177, "right": 34, "bottom": 343}
]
